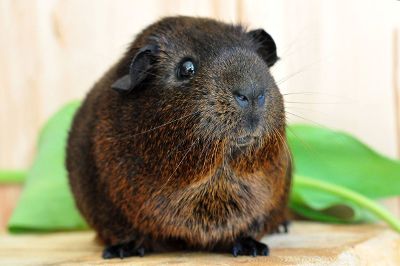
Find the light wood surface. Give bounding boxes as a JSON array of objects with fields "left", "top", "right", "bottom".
[
  {"left": 0, "top": 185, "right": 21, "bottom": 232},
  {"left": 0, "top": 222, "right": 399, "bottom": 265}
]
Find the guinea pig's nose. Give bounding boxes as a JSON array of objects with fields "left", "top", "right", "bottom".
[{"left": 234, "top": 91, "right": 265, "bottom": 109}]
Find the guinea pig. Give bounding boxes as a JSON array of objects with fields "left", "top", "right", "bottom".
[{"left": 66, "top": 16, "right": 292, "bottom": 259}]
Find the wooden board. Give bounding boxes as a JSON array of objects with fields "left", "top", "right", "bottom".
[
  {"left": 0, "top": 222, "right": 399, "bottom": 265},
  {"left": 0, "top": 185, "right": 21, "bottom": 232}
]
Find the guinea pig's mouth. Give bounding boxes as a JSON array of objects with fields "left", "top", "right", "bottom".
[{"left": 235, "top": 135, "right": 256, "bottom": 146}]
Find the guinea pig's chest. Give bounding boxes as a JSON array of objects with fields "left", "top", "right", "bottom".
[{"left": 161, "top": 165, "right": 274, "bottom": 230}]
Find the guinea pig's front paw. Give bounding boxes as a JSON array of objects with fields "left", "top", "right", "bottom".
[
  {"left": 231, "top": 237, "right": 269, "bottom": 257},
  {"left": 102, "top": 241, "right": 145, "bottom": 259}
]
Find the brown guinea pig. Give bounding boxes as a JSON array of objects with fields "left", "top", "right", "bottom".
[{"left": 66, "top": 16, "right": 292, "bottom": 259}]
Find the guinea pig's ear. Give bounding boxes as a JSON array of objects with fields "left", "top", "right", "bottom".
[
  {"left": 248, "top": 29, "right": 278, "bottom": 67},
  {"left": 111, "top": 44, "right": 159, "bottom": 94}
]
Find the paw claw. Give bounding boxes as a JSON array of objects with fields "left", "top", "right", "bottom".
[
  {"left": 232, "top": 237, "right": 269, "bottom": 257},
  {"left": 102, "top": 242, "right": 145, "bottom": 259},
  {"left": 232, "top": 245, "right": 241, "bottom": 257},
  {"left": 262, "top": 246, "right": 270, "bottom": 256},
  {"left": 137, "top": 247, "right": 145, "bottom": 257},
  {"left": 102, "top": 249, "right": 114, "bottom": 259},
  {"left": 282, "top": 220, "right": 290, "bottom": 233}
]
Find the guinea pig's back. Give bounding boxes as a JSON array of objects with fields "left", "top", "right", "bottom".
[
  {"left": 67, "top": 63, "right": 117, "bottom": 198},
  {"left": 66, "top": 68, "right": 129, "bottom": 241},
  {"left": 66, "top": 83, "right": 101, "bottom": 222}
]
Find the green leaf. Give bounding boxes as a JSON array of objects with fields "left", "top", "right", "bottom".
[
  {"left": 288, "top": 124, "right": 400, "bottom": 229},
  {"left": 0, "top": 170, "right": 27, "bottom": 184},
  {"left": 292, "top": 175, "right": 400, "bottom": 232},
  {"left": 8, "top": 101, "right": 88, "bottom": 232}
]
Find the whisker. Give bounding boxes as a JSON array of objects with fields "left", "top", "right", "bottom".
[
  {"left": 282, "top": 92, "right": 354, "bottom": 102},
  {"left": 162, "top": 125, "right": 204, "bottom": 165},
  {"left": 285, "top": 106, "right": 334, "bottom": 118},
  {"left": 140, "top": 137, "right": 201, "bottom": 215},
  {"left": 285, "top": 101, "right": 350, "bottom": 105},
  {"left": 285, "top": 125, "right": 316, "bottom": 159},
  {"left": 127, "top": 111, "right": 200, "bottom": 139},
  {"left": 275, "top": 56, "right": 328, "bottom": 87},
  {"left": 164, "top": 138, "right": 200, "bottom": 185},
  {"left": 274, "top": 128, "right": 293, "bottom": 165},
  {"left": 274, "top": 20, "right": 319, "bottom": 60},
  {"left": 285, "top": 111, "right": 326, "bottom": 129}
]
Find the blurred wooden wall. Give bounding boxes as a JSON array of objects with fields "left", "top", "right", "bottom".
[{"left": 1, "top": 0, "right": 400, "bottom": 227}]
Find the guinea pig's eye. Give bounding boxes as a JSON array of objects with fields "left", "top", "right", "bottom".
[{"left": 177, "top": 59, "right": 196, "bottom": 80}]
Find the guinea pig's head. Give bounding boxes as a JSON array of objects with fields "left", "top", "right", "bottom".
[{"left": 112, "top": 17, "right": 284, "bottom": 151}]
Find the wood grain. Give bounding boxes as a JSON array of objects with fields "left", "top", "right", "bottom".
[
  {"left": 0, "top": 222, "right": 399, "bottom": 265},
  {"left": 394, "top": 6, "right": 400, "bottom": 159},
  {"left": 393, "top": 6, "right": 400, "bottom": 217},
  {"left": 0, "top": 185, "right": 22, "bottom": 232}
]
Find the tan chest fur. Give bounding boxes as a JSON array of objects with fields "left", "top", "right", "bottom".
[{"left": 135, "top": 164, "right": 277, "bottom": 247}]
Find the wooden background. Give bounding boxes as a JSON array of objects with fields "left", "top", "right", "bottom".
[{"left": 1, "top": 0, "right": 400, "bottom": 229}]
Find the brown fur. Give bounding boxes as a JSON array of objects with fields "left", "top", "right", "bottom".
[{"left": 66, "top": 16, "right": 292, "bottom": 256}]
